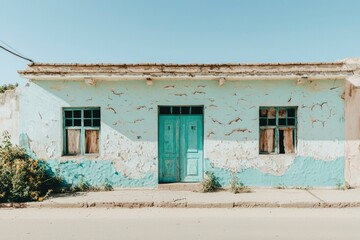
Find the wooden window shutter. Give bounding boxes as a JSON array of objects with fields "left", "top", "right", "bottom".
[
  {"left": 260, "top": 128, "right": 275, "bottom": 153},
  {"left": 85, "top": 130, "right": 99, "bottom": 154},
  {"left": 67, "top": 129, "right": 81, "bottom": 155},
  {"left": 283, "top": 128, "right": 294, "bottom": 153}
]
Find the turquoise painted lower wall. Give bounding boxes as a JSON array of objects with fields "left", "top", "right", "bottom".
[
  {"left": 39, "top": 157, "right": 344, "bottom": 188},
  {"left": 42, "top": 156, "right": 344, "bottom": 188},
  {"left": 45, "top": 159, "right": 157, "bottom": 188},
  {"left": 205, "top": 157, "right": 344, "bottom": 187}
]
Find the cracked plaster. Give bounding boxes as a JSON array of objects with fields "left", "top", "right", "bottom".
[{"left": 18, "top": 78, "right": 346, "bottom": 186}]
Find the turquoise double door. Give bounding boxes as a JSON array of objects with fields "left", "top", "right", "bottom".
[{"left": 159, "top": 107, "right": 204, "bottom": 183}]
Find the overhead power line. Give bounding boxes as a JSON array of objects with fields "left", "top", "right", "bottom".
[
  {"left": 0, "top": 39, "right": 24, "bottom": 56},
  {"left": 0, "top": 44, "right": 34, "bottom": 63}
]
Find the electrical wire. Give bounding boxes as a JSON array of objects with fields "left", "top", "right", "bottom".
[
  {"left": 0, "top": 43, "right": 34, "bottom": 63},
  {"left": 0, "top": 39, "right": 24, "bottom": 56}
]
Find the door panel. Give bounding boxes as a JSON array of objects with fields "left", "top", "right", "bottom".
[
  {"left": 186, "top": 158, "right": 198, "bottom": 176},
  {"left": 159, "top": 116, "right": 179, "bottom": 183},
  {"left": 164, "top": 159, "right": 176, "bottom": 178},
  {"left": 164, "top": 122, "right": 177, "bottom": 154},
  {"left": 180, "top": 115, "right": 203, "bottom": 182},
  {"left": 186, "top": 120, "right": 199, "bottom": 152}
]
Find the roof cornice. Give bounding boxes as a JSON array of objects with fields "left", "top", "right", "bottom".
[{"left": 18, "top": 60, "right": 360, "bottom": 84}]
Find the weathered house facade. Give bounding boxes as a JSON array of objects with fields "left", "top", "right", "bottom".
[{"left": 3, "top": 59, "right": 359, "bottom": 188}]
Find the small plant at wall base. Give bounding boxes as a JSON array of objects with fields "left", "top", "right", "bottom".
[
  {"left": 0, "top": 131, "right": 62, "bottom": 203},
  {"left": 274, "top": 184, "right": 286, "bottom": 190},
  {"left": 201, "top": 171, "right": 221, "bottom": 192},
  {"left": 336, "top": 181, "right": 346, "bottom": 190},
  {"left": 230, "top": 173, "right": 251, "bottom": 194},
  {"left": 71, "top": 178, "right": 91, "bottom": 192},
  {"left": 103, "top": 178, "right": 114, "bottom": 191}
]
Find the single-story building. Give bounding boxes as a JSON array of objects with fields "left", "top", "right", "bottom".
[{"left": 2, "top": 59, "right": 360, "bottom": 188}]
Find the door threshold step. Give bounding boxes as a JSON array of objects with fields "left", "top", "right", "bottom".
[{"left": 158, "top": 183, "right": 202, "bottom": 191}]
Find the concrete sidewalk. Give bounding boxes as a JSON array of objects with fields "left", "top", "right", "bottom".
[{"left": 2, "top": 188, "right": 360, "bottom": 209}]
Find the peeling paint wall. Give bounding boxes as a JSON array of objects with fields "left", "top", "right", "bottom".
[
  {"left": 0, "top": 89, "right": 19, "bottom": 143},
  {"left": 20, "top": 79, "right": 345, "bottom": 187},
  {"left": 345, "top": 82, "right": 360, "bottom": 187}
]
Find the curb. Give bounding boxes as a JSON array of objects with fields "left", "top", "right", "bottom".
[{"left": 2, "top": 201, "right": 360, "bottom": 209}]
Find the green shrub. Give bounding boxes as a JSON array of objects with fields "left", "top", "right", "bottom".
[
  {"left": 0, "top": 131, "right": 61, "bottom": 202},
  {"left": 201, "top": 171, "right": 220, "bottom": 192},
  {"left": 0, "top": 132, "right": 114, "bottom": 202}
]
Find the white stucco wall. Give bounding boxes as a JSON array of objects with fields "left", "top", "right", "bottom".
[
  {"left": 18, "top": 79, "right": 346, "bottom": 187},
  {"left": 0, "top": 89, "right": 19, "bottom": 144},
  {"left": 345, "top": 82, "right": 360, "bottom": 187}
]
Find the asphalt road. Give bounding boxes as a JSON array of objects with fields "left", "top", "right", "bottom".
[{"left": 0, "top": 208, "right": 359, "bottom": 240}]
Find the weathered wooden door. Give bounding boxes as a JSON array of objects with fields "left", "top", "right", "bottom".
[
  {"left": 158, "top": 115, "right": 180, "bottom": 182},
  {"left": 159, "top": 106, "right": 203, "bottom": 183},
  {"left": 180, "top": 115, "right": 203, "bottom": 182}
]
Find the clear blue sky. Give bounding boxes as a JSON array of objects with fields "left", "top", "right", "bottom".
[{"left": 1, "top": 0, "right": 360, "bottom": 85}]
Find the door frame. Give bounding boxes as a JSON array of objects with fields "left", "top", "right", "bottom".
[{"left": 158, "top": 105, "right": 204, "bottom": 183}]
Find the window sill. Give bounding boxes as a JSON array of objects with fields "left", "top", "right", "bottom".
[
  {"left": 259, "top": 153, "right": 296, "bottom": 155},
  {"left": 59, "top": 154, "right": 101, "bottom": 161},
  {"left": 259, "top": 153, "right": 296, "bottom": 160}
]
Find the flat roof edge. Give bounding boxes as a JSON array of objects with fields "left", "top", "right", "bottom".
[{"left": 18, "top": 59, "right": 360, "bottom": 80}]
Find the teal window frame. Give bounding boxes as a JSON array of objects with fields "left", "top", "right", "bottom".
[
  {"left": 259, "top": 106, "right": 297, "bottom": 154},
  {"left": 63, "top": 107, "right": 101, "bottom": 156},
  {"left": 158, "top": 106, "right": 204, "bottom": 115}
]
